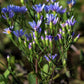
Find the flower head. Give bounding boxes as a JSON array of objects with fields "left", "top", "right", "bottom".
[
  {"left": 33, "top": 4, "right": 45, "bottom": 13},
  {"left": 44, "top": 5, "right": 50, "bottom": 13},
  {"left": 1, "top": 8, "right": 7, "bottom": 13},
  {"left": 46, "top": 0, "right": 56, "bottom": 3},
  {"left": 29, "top": 20, "right": 42, "bottom": 31},
  {"left": 67, "top": 0, "right": 76, "bottom": 7},
  {"left": 1, "top": 5, "right": 27, "bottom": 19},
  {"left": 41, "top": 36, "right": 44, "bottom": 40},
  {"left": 50, "top": 2, "right": 66, "bottom": 14},
  {"left": 57, "top": 34, "right": 62, "bottom": 39},
  {"left": 66, "top": 16, "right": 76, "bottom": 26},
  {"left": 3, "top": 28, "right": 11, "bottom": 34},
  {"left": 54, "top": 36, "right": 58, "bottom": 41},
  {"left": 48, "top": 35, "right": 53, "bottom": 41},
  {"left": 9, "top": 10, "right": 14, "bottom": 18},
  {"left": 28, "top": 42, "right": 32, "bottom": 49},
  {"left": 13, "top": 29, "right": 25, "bottom": 38},
  {"left": 25, "top": 34, "right": 32, "bottom": 41},
  {"left": 44, "top": 54, "right": 57, "bottom": 61},
  {"left": 7, "top": 5, "right": 27, "bottom": 13},
  {"left": 46, "top": 14, "right": 58, "bottom": 25}
]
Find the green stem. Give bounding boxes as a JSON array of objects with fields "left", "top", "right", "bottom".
[{"left": 35, "top": 59, "right": 38, "bottom": 84}]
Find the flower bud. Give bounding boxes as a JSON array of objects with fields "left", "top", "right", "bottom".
[
  {"left": 74, "top": 34, "right": 80, "bottom": 42},
  {"left": 45, "top": 35, "right": 48, "bottom": 46},
  {"left": 24, "top": 41, "right": 27, "bottom": 47}
]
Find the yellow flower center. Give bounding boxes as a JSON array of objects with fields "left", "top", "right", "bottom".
[{"left": 7, "top": 30, "right": 11, "bottom": 34}]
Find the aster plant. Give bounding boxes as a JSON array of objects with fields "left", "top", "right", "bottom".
[{"left": 1, "top": 0, "right": 80, "bottom": 84}]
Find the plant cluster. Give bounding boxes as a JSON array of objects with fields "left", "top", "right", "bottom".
[{"left": 0, "top": 0, "right": 80, "bottom": 83}]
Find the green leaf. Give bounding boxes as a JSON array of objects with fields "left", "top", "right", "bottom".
[
  {"left": 43, "top": 64, "right": 48, "bottom": 76},
  {"left": 3, "top": 69, "right": 10, "bottom": 79},
  {"left": 28, "top": 72, "right": 36, "bottom": 84},
  {"left": 30, "top": 9, "right": 34, "bottom": 17},
  {"left": 0, "top": 74, "right": 5, "bottom": 84}
]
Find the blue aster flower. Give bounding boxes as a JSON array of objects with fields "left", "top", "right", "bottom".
[
  {"left": 3, "top": 26, "right": 14, "bottom": 34},
  {"left": 46, "top": 0, "right": 56, "bottom": 3},
  {"left": 54, "top": 36, "right": 58, "bottom": 41},
  {"left": 25, "top": 34, "right": 32, "bottom": 41},
  {"left": 46, "top": 14, "right": 58, "bottom": 25},
  {"left": 9, "top": 10, "right": 14, "bottom": 18},
  {"left": 67, "top": 0, "right": 76, "bottom": 5},
  {"left": 60, "top": 23, "right": 67, "bottom": 28},
  {"left": 13, "top": 29, "right": 25, "bottom": 38},
  {"left": 1, "top": 8, "right": 7, "bottom": 13},
  {"left": 50, "top": 2, "right": 66, "bottom": 14},
  {"left": 7, "top": 5, "right": 27, "bottom": 13},
  {"left": 57, "top": 34, "right": 62, "bottom": 39},
  {"left": 45, "top": 35, "right": 48, "bottom": 41},
  {"left": 29, "top": 20, "right": 42, "bottom": 31},
  {"left": 2, "top": 5, "right": 27, "bottom": 19},
  {"left": 51, "top": 0, "right": 56, "bottom": 3},
  {"left": 28, "top": 42, "right": 32, "bottom": 49},
  {"left": 66, "top": 16, "right": 76, "bottom": 26},
  {"left": 44, "top": 5, "right": 50, "bottom": 13},
  {"left": 44, "top": 54, "right": 57, "bottom": 61},
  {"left": 33, "top": 32, "right": 36, "bottom": 40},
  {"left": 41, "top": 36, "right": 44, "bottom": 40},
  {"left": 3, "top": 28, "right": 11, "bottom": 34},
  {"left": 53, "top": 17, "right": 59, "bottom": 25},
  {"left": 33, "top": 4, "right": 45, "bottom": 13},
  {"left": 2, "top": 13, "right": 7, "bottom": 19},
  {"left": 72, "top": 32, "right": 75, "bottom": 37},
  {"left": 2, "top": 7, "right": 14, "bottom": 19},
  {"left": 19, "top": 6, "right": 27, "bottom": 13},
  {"left": 48, "top": 35, "right": 53, "bottom": 41}
]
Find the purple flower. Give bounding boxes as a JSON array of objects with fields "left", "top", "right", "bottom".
[
  {"left": 67, "top": 0, "right": 76, "bottom": 5},
  {"left": 51, "top": 0, "right": 56, "bottom": 3},
  {"left": 44, "top": 55, "right": 49, "bottom": 61},
  {"left": 7, "top": 5, "right": 27, "bottom": 13},
  {"left": 41, "top": 36, "right": 44, "bottom": 40},
  {"left": 52, "top": 54, "right": 57, "bottom": 59},
  {"left": 44, "top": 5, "right": 50, "bottom": 13},
  {"left": 50, "top": 2, "right": 66, "bottom": 14},
  {"left": 57, "top": 34, "right": 62, "bottom": 39},
  {"left": 60, "top": 23, "right": 67, "bottom": 27},
  {"left": 46, "top": 14, "right": 58, "bottom": 25},
  {"left": 13, "top": 29, "right": 25, "bottom": 38},
  {"left": 66, "top": 16, "right": 76, "bottom": 26},
  {"left": 53, "top": 17, "right": 59, "bottom": 25},
  {"left": 46, "top": 0, "right": 56, "bottom": 3},
  {"left": 9, "top": 26, "right": 14, "bottom": 30},
  {"left": 3, "top": 28, "right": 11, "bottom": 34},
  {"left": 48, "top": 35, "right": 53, "bottom": 41},
  {"left": 72, "top": 32, "right": 75, "bottom": 37},
  {"left": 1, "top": 5, "right": 27, "bottom": 19},
  {"left": 1, "top": 8, "right": 7, "bottom": 13},
  {"left": 19, "top": 6, "right": 27, "bottom": 13},
  {"left": 45, "top": 35, "right": 48, "bottom": 40},
  {"left": 25, "top": 34, "right": 32, "bottom": 41},
  {"left": 2, "top": 13, "right": 7, "bottom": 19},
  {"left": 59, "top": 29, "right": 62, "bottom": 33},
  {"left": 54, "top": 36, "right": 58, "bottom": 41},
  {"left": 9, "top": 10, "right": 14, "bottom": 18},
  {"left": 44, "top": 54, "right": 57, "bottom": 61},
  {"left": 28, "top": 42, "right": 32, "bottom": 49},
  {"left": 76, "top": 34, "right": 80, "bottom": 39},
  {"left": 29, "top": 20, "right": 42, "bottom": 31},
  {"left": 33, "top": 4, "right": 45, "bottom": 13},
  {"left": 33, "top": 32, "right": 36, "bottom": 40}
]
